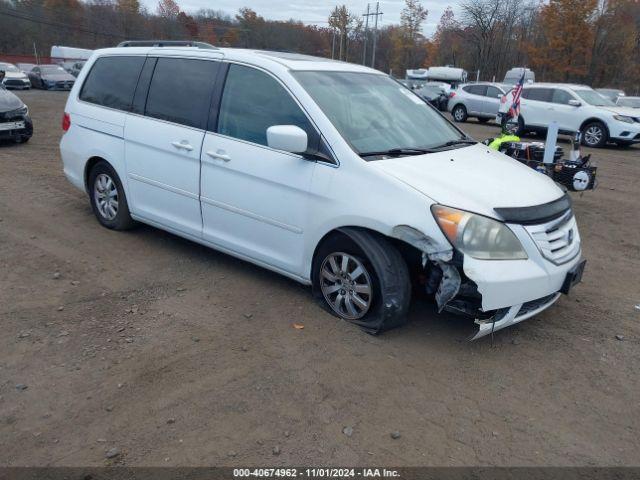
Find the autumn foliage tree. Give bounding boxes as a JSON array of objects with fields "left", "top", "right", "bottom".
[{"left": 530, "top": 0, "right": 597, "bottom": 81}]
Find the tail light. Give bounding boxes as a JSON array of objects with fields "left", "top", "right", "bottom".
[
  {"left": 62, "top": 112, "right": 70, "bottom": 132},
  {"left": 449, "top": 92, "right": 456, "bottom": 98}
]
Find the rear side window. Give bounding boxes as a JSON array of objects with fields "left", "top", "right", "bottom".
[
  {"left": 464, "top": 85, "right": 487, "bottom": 95},
  {"left": 522, "top": 88, "right": 552, "bottom": 102},
  {"left": 80, "top": 56, "right": 145, "bottom": 111},
  {"left": 217, "top": 64, "right": 316, "bottom": 148},
  {"left": 145, "top": 58, "right": 219, "bottom": 129}
]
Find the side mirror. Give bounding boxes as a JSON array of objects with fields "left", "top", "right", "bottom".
[
  {"left": 568, "top": 99, "right": 581, "bottom": 107},
  {"left": 266, "top": 125, "right": 308, "bottom": 154}
]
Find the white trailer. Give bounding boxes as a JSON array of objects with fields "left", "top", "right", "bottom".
[{"left": 50, "top": 46, "right": 93, "bottom": 62}]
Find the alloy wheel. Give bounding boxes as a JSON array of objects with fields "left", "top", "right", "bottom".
[
  {"left": 93, "top": 173, "right": 119, "bottom": 221},
  {"left": 319, "top": 252, "right": 373, "bottom": 320},
  {"left": 584, "top": 125, "right": 603, "bottom": 146}
]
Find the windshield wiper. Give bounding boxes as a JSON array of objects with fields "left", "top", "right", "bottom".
[
  {"left": 430, "top": 138, "right": 477, "bottom": 150},
  {"left": 359, "top": 147, "right": 436, "bottom": 158}
]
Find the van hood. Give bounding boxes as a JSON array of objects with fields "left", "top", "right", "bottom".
[
  {"left": 370, "top": 143, "right": 564, "bottom": 219},
  {"left": 0, "top": 87, "right": 24, "bottom": 112}
]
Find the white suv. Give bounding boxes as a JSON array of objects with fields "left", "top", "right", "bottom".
[
  {"left": 518, "top": 83, "right": 640, "bottom": 147},
  {"left": 60, "top": 44, "right": 585, "bottom": 339}
]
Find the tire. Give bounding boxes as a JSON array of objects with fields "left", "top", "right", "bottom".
[
  {"left": 581, "top": 121, "right": 607, "bottom": 148},
  {"left": 312, "top": 228, "right": 411, "bottom": 334},
  {"left": 477, "top": 117, "right": 490, "bottom": 123},
  {"left": 88, "top": 161, "right": 135, "bottom": 230},
  {"left": 451, "top": 104, "right": 468, "bottom": 123}
]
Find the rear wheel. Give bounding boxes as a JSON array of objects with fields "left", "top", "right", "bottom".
[
  {"left": 312, "top": 229, "right": 411, "bottom": 334},
  {"left": 581, "top": 121, "right": 607, "bottom": 148},
  {"left": 452, "top": 104, "right": 468, "bottom": 123},
  {"left": 88, "top": 161, "right": 135, "bottom": 230}
]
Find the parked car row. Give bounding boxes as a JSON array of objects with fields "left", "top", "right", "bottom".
[
  {"left": 448, "top": 80, "right": 640, "bottom": 147},
  {"left": 0, "top": 61, "right": 77, "bottom": 90}
]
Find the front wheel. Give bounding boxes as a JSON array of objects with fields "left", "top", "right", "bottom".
[
  {"left": 581, "top": 121, "right": 607, "bottom": 148},
  {"left": 452, "top": 104, "right": 468, "bottom": 122},
  {"left": 312, "top": 229, "right": 411, "bottom": 334},
  {"left": 88, "top": 161, "right": 136, "bottom": 230}
]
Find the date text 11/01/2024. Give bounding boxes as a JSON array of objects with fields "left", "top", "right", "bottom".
[{"left": 233, "top": 468, "right": 401, "bottom": 478}]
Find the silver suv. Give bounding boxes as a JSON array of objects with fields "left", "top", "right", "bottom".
[{"left": 448, "top": 82, "right": 507, "bottom": 123}]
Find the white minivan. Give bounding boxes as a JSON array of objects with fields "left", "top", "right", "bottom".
[{"left": 60, "top": 44, "right": 586, "bottom": 339}]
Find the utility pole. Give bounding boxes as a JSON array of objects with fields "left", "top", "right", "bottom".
[
  {"left": 362, "top": 3, "right": 370, "bottom": 65},
  {"left": 331, "top": 29, "right": 336, "bottom": 59},
  {"left": 370, "top": 2, "right": 382, "bottom": 69}
]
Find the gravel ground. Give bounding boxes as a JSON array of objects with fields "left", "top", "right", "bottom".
[{"left": 0, "top": 90, "right": 639, "bottom": 467}]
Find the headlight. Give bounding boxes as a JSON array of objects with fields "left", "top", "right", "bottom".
[
  {"left": 431, "top": 205, "right": 528, "bottom": 260},
  {"left": 613, "top": 115, "right": 634, "bottom": 123}
]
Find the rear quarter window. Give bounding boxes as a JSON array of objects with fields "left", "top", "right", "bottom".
[{"left": 79, "top": 56, "right": 145, "bottom": 111}]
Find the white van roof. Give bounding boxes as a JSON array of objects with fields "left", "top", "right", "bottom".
[{"left": 92, "top": 46, "right": 382, "bottom": 74}]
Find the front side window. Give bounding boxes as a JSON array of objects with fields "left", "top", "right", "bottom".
[
  {"left": 80, "top": 56, "right": 145, "bottom": 111},
  {"left": 293, "top": 71, "right": 464, "bottom": 155},
  {"left": 217, "top": 64, "right": 315, "bottom": 147},
  {"left": 486, "top": 86, "right": 503, "bottom": 98},
  {"left": 145, "top": 58, "right": 219, "bottom": 129},
  {"left": 551, "top": 89, "right": 574, "bottom": 105}
]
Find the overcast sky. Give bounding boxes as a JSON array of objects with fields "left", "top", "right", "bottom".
[{"left": 142, "top": 0, "right": 458, "bottom": 37}]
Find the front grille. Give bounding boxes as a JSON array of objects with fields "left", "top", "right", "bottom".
[
  {"left": 4, "top": 79, "right": 28, "bottom": 86},
  {"left": 517, "top": 293, "right": 558, "bottom": 317},
  {"left": 55, "top": 80, "right": 74, "bottom": 89},
  {"left": 0, "top": 108, "right": 26, "bottom": 121},
  {"left": 524, "top": 210, "right": 580, "bottom": 265}
]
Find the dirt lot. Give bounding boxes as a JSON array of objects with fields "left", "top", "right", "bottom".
[{"left": 1, "top": 90, "right": 639, "bottom": 467}]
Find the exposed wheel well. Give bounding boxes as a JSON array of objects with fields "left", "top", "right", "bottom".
[
  {"left": 579, "top": 118, "right": 609, "bottom": 136},
  {"left": 84, "top": 156, "right": 108, "bottom": 192},
  {"left": 312, "top": 227, "right": 424, "bottom": 282}
]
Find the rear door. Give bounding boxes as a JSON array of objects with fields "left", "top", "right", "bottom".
[
  {"left": 521, "top": 87, "right": 553, "bottom": 127},
  {"left": 482, "top": 85, "right": 504, "bottom": 117},
  {"left": 199, "top": 63, "right": 321, "bottom": 275},
  {"left": 464, "top": 84, "right": 487, "bottom": 114},
  {"left": 124, "top": 57, "right": 220, "bottom": 237}
]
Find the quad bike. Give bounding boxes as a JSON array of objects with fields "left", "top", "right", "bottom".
[{"left": 485, "top": 116, "right": 597, "bottom": 192}]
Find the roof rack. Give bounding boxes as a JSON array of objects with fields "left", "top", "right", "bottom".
[{"left": 117, "top": 40, "right": 217, "bottom": 49}]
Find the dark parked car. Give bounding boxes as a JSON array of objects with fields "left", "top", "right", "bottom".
[
  {"left": 414, "top": 84, "right": 449, "bottom": 111},
  {"left": 0, "top": 71, "right": 33, "bottom": 143},
  {"left": 28, "top": 64, "right": 75, "bottom": 90}
]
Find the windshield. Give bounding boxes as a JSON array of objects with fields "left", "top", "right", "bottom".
[
  {"left": 576, "top": 89, "right": 616, "bottom": 106},
  {"left": 293, "top": 71, "right": 464, "bottom": 156},
  {"left": 41, "top": 65, "right": 65, "bottom": 73},
  {"left": 617, "top": 97, "right": 640, "bottom": 108},
  {"left": 0, "top": 63, "right": 19, "bottom": 72}
]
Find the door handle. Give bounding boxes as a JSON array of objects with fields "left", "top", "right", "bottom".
[
  {"left": 206, "top": 150, "right": 231, "bottom": 162},
  {"left": 171, "top": 140, "right": 194, "bottom": 151}
]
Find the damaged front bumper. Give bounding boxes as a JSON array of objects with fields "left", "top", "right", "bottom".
[{"left": 393, "top": 209, "right": 584, "bottom": 340}]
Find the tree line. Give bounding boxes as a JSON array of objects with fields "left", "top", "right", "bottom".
[{"left": 0, "top": 0, "right": 638, "bottom": 91}]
